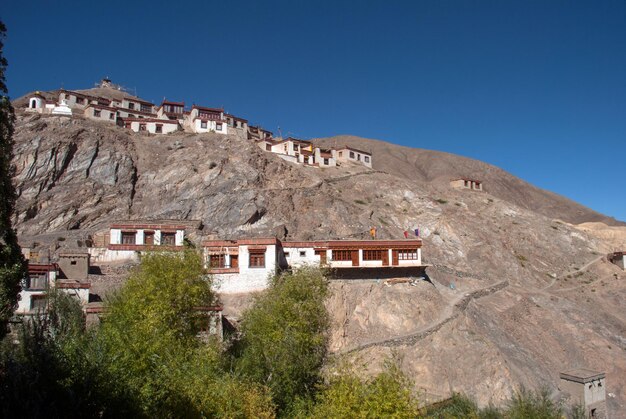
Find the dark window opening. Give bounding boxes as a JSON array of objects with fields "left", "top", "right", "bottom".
[
  {"left": 161, "top": 232, "right": 176, "bottom": 246},
  {"left": 121, "top": 232, "right": 136, "bottom": 245}
]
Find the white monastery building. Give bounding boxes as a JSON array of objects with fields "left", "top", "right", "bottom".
[{"left": 204, "top": 237, "right": 424, "bottom": 293}]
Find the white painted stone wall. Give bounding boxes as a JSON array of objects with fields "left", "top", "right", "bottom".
[
  {"left": 192, "top": 118, "right": 228, "bottom": 134},
  {"left": 212, "top": 245, "right": 278, "bottom": 293},
  {"left": 283, "top": 247, "right": 320, "bottom": 267},
  {"left": 88, "top": 248, "right": 140, "bottom": 263}
]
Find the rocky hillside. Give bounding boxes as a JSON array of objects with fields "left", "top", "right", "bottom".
[{"left": 10, "top": 109, "right": 626, "bottom": 415}]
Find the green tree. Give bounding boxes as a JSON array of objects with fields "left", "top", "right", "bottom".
[
  {"left": 306, "top": 360, "right": 421, "bottom": 419},
  {"left": 0, "top": 21, "right": 26, "bottom": 339},
  {"left": 236, "top": 267, "right": 330, "bottom": 411},
  {"left": 0, "top": 290, "right": 126, "bottom": 417},
  {"left": 97, "top": 250, "right": 216, "bottom": 415}
]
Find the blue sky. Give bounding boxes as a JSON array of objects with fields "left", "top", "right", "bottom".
[{"left": 3, "top": 0, "right": 625, "bottom": 221}]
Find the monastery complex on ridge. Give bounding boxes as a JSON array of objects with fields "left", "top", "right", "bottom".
[{"left": 24, "top": 78, "right": 372, "bottom": 169}]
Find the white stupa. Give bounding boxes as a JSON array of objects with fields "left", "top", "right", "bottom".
[{"left": 51, "top": 99, "right": 72, "bottom": 116}]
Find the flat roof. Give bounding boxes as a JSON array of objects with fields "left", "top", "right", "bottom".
[{"left": 560, "top": 368, "right": 605, "bottom": 383}]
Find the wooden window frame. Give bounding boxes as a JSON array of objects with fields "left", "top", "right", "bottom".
[
  {"left": 363, "top": 249, "right": 383, "bottom": 261},
  {"left": 249, "top": 251, "right": 265, "bottom": 268},
  {"left": 332, "top": 249, "right": 352, "bottom": 261},
  {"left": 121, "top": 231, "right": 136, "bottom": 245},
  {"left": 209, "top": 254, "right": 226, "bottom": 268},
  {"left": 397, "top": 249, "right": 418, "bottom": 260}
]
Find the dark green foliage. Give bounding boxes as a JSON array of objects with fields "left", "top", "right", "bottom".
[
  {"left": 0, "top": 21, "right": 26, "bottom": 340},
  {"left": 236, "top": 267, "right": 330, "bottom": 411},
  {"left": 0, "top": 291, "right": 134, "bottom": 418}
]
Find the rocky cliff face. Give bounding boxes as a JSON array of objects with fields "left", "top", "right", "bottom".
[{"left": 11, "top": 110, "right": 626, "bottom": 415}]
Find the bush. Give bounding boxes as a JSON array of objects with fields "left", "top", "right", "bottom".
[
  {"left": 307, "top": 360, "right": 420, "bottom": 418},
  {"left": 236, "top": 267, "right": 330, "bottom": 411}
]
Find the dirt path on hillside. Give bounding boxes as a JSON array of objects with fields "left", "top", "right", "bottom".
[
  {"left": 335, "top": 280, "right": 509, "bottom": 355},
  {"left": 542, "top": 255, "right": 604, "bottom": 291}
]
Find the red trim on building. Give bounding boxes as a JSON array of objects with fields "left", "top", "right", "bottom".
[
  {"left": 111, "top": 223, "right": 187, "bottom": 230},
  {"left": 107, "top": 244, "right": 183, "bottom": 251}
]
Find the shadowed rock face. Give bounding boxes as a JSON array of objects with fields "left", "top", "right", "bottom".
[{"left": 11, "top": 110, "right": 626, "bottom": 414}]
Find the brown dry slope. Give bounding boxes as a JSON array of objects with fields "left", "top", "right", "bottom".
[{"left": 10, "top": 109, "right": 626, "bottom": 415}]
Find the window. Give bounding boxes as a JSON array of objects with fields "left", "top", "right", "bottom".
[
  {"left": 357, "top": 154, "right": 361, "bottom": 161},
  {"left": 299, "top": 251, "right": 306, "bottom": 257},
  {"left": 109, "top": 113, "right": 115, "bottom": 120},
  {"left": 121, "top": 231, "right": 136, "bottom": 244},
  {"left": 363, "top": 249, "right": 383, "bottom": 260},
  {"left": 364, "top": 156, "right": 370, "bottom": 163},
  {"left": 324, "top": 158, "right": 329, "bottom": 165},
  {"left": 94, "top": 109, "right": 101, "bottom": 118},
  {"left": 140, "top": 124, "right": 147, "bottom": 131},
  {"left": 125, "top": 122, "right": 132, "bottom": 129},
  {"left": 266, "top": 144, "right": 272, "bottom": 151},
  {"left": 155, "top": 124, "right": 163, "bottom": 133},
  {"left": 144, "top": 231, "right": 154, "bottom": 245},
  {"left": 70, "top": 260, "right": 77, "bottom": 265},
  {"left": 230, "top": 255, "right": 239, "bottom": 268},
  {"left": 141, "top": 104, "right": 151, "bottom": 112},
  {"left": 349, "top": 151, "right": 355, "bottom": 159},
  {"left": 128, "top": 114, "right": 136, "bottom": 118},
  {"left": 338, "top": 151, "right": 343, "bottom": 157},
  {"left": 398, "top": 249, "right": 418, "bottom": 260},
  {"left": 332, "top": 250, "right": 352, "bottom": 261},
  {"left": 284, "top": 251, "right": 290, "bottom": 258},
  {"left": 209, "top": 254, "right": 226, "bottom": 268},
  {"left": 294, "top": 144, "right": 299, "bottom": 151},
  {"left": 27, "top": 274, "right": 48, "bottom": 290},
  {"left": 128, "top": 102, "right": 135, "bottom": 110},
  {"left": 201, "top": 121, "right": 207, "bottom": 129},
  {"left": 464, "top": 180, "right": 469, "bottom": 187},
  {"left": 249, "top": 251, "right": 265, "bottom": 268},
  {"left": 161, "top": 232, "right": 176, "bottom": 246},
  {"left": 30, "top": 295, "right": 47, "bottom": 311},
  {"left": 216, "top": 123, "right": 223, "bottom": 130}
]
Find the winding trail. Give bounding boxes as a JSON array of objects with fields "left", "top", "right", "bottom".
[
  {"left": 335, "top": 279, "right": 509, "bottom": 355},
  {"left": 542, "top": 255, "right": 604, "bottom": 291}
]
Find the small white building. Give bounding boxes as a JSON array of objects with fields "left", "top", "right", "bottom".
[
  {"left": 157, "top": 100, "right": 186, "bottom": 122},
  {"left": 334, "top": 146, "right": 372, "bottom": 168},
  {"left": 16, "top": 263, "right": 90, "bottom": 315},
  {"left": 122, "top": 97, "right": 156, "bottom": 114},
  {"left": 248, "top": 125, "right": 273, "bottom": 141},
  {"left": 84, "top": 104, "right": 117, "bottom": 122},
  {"left": 26, "top": 92, "right": 46, "bottom": 112},
  {"left": 450, "top": 178, "right": 483, "bottom": 191},
  {"left": 560, "top": 369, "right": 607, "bottom": 418},
  {"left": 94, "top": 221, "right": 187, "bottom": 263},
  {"left": 51, "top": 99, "right": 73, "bottom": 116},
  {"left": 204, "top": 238, "right": 281, "bottom": 294},
  {"left": 123, "top": 118, "right": 180, "bottom": 134},
  {"left": 188, "top": 105, "right": 227, "bottom": 134},
  {"left": 204, "top": 237, "right": 425, "bottom": 294}
]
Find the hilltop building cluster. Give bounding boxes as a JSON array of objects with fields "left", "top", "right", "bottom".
[{"left": 24, "top": 78, "right": 373, "bottom": 169}]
